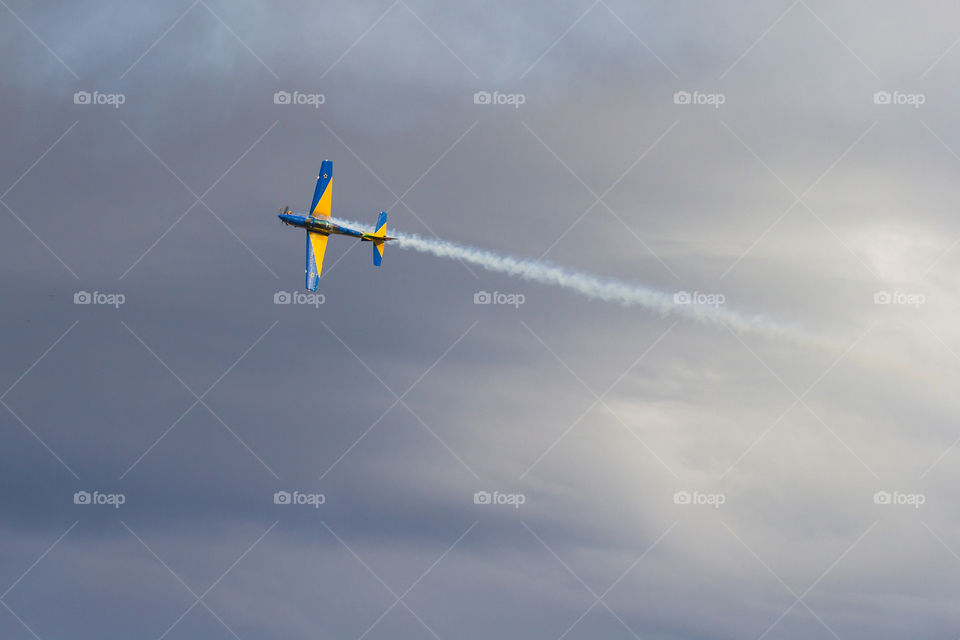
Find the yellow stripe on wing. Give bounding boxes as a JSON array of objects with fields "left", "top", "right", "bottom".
[
  {"left": 309, "top": 232, "right": 329, "bottom": 277},
  {"left": 311, "top": 180, "right": 332, "bottom": 218}
]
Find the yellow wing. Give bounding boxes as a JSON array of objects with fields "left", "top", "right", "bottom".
[
  {"left": 309, "top": 232, "right": 329, "bottom": 277},
  {"left": 310, "top": 160, "right": 333, "bottom": 218},
  {"left": 306, "top": 232, "right": 329, "bottom": 290}
]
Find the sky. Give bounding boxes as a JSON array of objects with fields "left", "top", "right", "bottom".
[{"left": 3, "top": 1, "right": 960, "bottom": 638}]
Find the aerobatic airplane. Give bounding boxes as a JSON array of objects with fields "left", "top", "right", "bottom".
[{"left": 278, "top": 160, "right": 394, "bottom": 291}]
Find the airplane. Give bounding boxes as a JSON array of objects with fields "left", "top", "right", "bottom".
[{"left": 278, "top": 160, "right": 395, "bottom": 291}]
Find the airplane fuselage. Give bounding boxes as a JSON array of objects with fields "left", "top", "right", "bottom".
[{"left": 278, "top": 212, "right": 380, "bottom": 241}]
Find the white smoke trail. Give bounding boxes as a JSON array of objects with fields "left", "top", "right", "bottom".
[{"left": 333, "top": 218, "right": 808, "bottom": 340}]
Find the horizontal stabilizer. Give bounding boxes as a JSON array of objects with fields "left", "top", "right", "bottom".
[{"left": 372, "top": 211, "right": 387, "bottom": 266}]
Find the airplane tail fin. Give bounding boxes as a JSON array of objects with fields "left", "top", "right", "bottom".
[{"left": 372, "top": 211, "right": 387, "bottom": 267}]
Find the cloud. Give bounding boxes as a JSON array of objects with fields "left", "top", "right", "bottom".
[{"left": 4, "top": 1, "right": 960, "bottom": 638}]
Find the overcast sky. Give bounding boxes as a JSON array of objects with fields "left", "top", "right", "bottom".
[{"left": 4, "top": 1, "right": 960, "bottom": 638}]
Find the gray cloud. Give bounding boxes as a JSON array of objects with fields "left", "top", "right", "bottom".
[{"left": 4, "top": 1, "right": 960, "bottom": 638}]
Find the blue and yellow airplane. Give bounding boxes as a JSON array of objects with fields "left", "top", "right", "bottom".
[{"left": 278, "top": 160, "right": 394, "bottom": 291}]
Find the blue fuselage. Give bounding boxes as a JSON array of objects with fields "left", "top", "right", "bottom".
[{"left": 278, "top": 213, "right": 369, "bottom": 239}]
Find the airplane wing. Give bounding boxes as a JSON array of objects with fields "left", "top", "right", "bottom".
[
  {"left": 309, "top": 160, "right": 333, "bottom": 218},
  {"left": 305, "top": 231, "right": 328, "bottom": 291}
]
